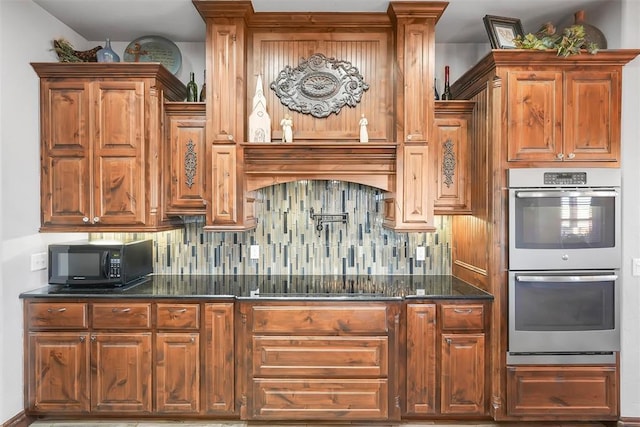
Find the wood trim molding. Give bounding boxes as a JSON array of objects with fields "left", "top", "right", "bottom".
[
  {"left": 2, "top": 411, "right": 32, "bottom": 427},
  {"left": 619, "top": 418, "right": 640, "bottom": 427}
]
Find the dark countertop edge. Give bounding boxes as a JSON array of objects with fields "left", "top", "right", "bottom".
[{"left": 19, "top": 275, "right": 494, "bottom": 301}]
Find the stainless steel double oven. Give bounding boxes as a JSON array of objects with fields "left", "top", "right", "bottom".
[{"left": 507, "top": 168, "right": 621, "bottom": 364}]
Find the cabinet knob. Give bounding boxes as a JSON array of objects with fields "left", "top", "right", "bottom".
[
  {"left": 93, "top": 217, "right": 100, "bottom": 223},
  {"left": 227, "top": 135, "right": 234, "bottom": 141},
  {"left": 79, "top": 336, "right": 85, "bottom": 342},
  {"left": 91, "top": 336, "right": 96, "bottom": 342},
  {"left": 82, "top": 217, "right": 90, "bottom": 223},
  {"left": 556, "top": 153, "right": 564, "bottom": 159},
  {"left": 567, "top": 152, "right": 576, "bottom": 159}
]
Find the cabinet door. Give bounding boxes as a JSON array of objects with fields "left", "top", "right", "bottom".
[
  {"left": 156, "top": 333, "right": 200, "bottom": 413},
  {"left": 506, "top": 71, "right": 563, "bottom": 162},
  {"left": 405, "top": 304, "right": 436, "bottom": 415},
  {"left": 433, "top": 113, "right": 471, "bottom": 214},
  {"left": 209, "top": 145, "right": 237, "bottom": 225},
  {"left": 564, "top": 70, "right": 620, "bottom": 162},
  {"left": 402, "top": 145, "right": 433, "bottom": 227},
  {"left": 28, "top": 332, "right": 90, "bottom": 413},
  {"left": 203, "top": 303, "right": 235, "bottom": 414},
  {"left": 90, "top": 333, "right": 152, "bottom": 413},
  {"left": 92, "top": 81, "right": 146, "bottom": 226},
  {"left": 440, "top": 333, "right": 485, "bottom": 415},
  {"left": 166, "top": 110, "right": 207, "bottom": 214},
  {"left": 40, "top": 81, "right": 91, "bottom": 226}
]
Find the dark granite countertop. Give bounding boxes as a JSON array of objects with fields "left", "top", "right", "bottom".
[{"left": 19, "top": 275, "right": 493, "bottom": 301}]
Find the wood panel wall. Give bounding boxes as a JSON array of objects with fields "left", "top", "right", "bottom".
[{"left": 250, "top": 32, "right": 392, "bottom": 142}]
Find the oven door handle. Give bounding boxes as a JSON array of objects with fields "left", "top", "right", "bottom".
[
  {"left": 516, "top": 275, "right": 618, "bottom": 282},
  {"left": 515, "top": 190, "right": 619, "bottom": 198}
]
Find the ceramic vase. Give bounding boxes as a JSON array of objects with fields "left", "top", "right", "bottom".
[{"left": 574, "top": 10, "right": 607, "bottom": 50}]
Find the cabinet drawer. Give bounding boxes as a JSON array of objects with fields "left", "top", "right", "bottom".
[
  {"left": 251, "top": 378, "right": 388, "bottom": 420},
  {"left": 253, "top": 336, "right": 388, "bottom": 377},
  {"left": 92, "top": 302, "right": 151, "bottom": 329},
  {"left": 156, "top": 303, "right": 199, "bottom": 329},
  {"left": 441, "top": 304, "right": 485, "bottom": 330},
  {"left": 27, "top": 302, "right": 88, "bottom": 329},
  {"left": 507, "top": 365, "right": 618, "bottom": 417},
  {"left": 252, "top": 305, "right": 388, "bottom": 334}
]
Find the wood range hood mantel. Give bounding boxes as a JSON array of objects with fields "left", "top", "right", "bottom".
[
  {"left": 241, "top": 142, "right": 397, "bottom": 192},
  {"left": 194, "top": 0, "right": 447, "bottom": 232}
]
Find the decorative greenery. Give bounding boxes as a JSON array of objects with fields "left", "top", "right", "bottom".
[
  {"left": 514, "top": 23, "right": 599, "bottom": 57},
  {"left": 52, "top": 38, "right": 102, "bottom": 62}
]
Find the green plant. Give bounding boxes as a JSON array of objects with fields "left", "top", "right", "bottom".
[{"left": 514, "top": 23, "right": 599, "bottom": 57}]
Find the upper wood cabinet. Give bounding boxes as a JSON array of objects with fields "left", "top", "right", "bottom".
[
  {"left": 434, "top": 101, "right": 474, "bottom": 214},
  {"left": 193, "top": 1, "right": 447, "bottom": 232},
  {"left": 32, "top": 63, "right": 186, "bottom": 232},
  {"left": 165, "top": 103, "right": 207, "bottom": 215},
  {"left": 506, "top": 69, "right": 620, "bottom": 163},
  {"left": 450, "top": 50, "right": 640, "bottom": 168}
]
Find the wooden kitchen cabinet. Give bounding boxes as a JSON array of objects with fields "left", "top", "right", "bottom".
[
  {"left": 27, "top": 332, "right": 90, "bottom": 413},
  {"left": 405, "top": 303, "right": 437, "bottom": 415},
  {"left": 24, "top": 299, "right": 206, "bottom": 417},
  {"left": 404, "top": 301, "right": 488, "bottom": 417},
  {"left": 203, "top": 302, "right": 235, "bottom": 414},
  {"left": 156, "top": 302, "right": 201, "bottom": 414},
  {"left": 90, "top": 333, "right": 152, "bottom": 413},
  {"left": 165, "top": 103, "right": 207, "bottom": 215},
  {"left": 506, "top": 365, "right": 618, "bottom": 419},
  {"left": 434, "top": 101, "right": 474, "bottom": 214},
  {"left": 507, "top": 69, "right": 620, "bottom": 163},
  {"left": 31, "top": 63, "right": 186, "bottom": 232},
  {"left": 239, "top": 302, "right": 399, "bottom": 421}
]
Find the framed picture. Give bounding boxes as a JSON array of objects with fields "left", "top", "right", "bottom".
[{"left": 483, "top": 15, "right": 525, "bottom": 49}]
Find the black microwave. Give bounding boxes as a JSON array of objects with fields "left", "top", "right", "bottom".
[{"left": 48, "top": 239, "right": 153, "bottom": 287}]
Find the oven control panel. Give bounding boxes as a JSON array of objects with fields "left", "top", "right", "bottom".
[{"left": 543, "top": 172, "right": 587, "bottom": 186}]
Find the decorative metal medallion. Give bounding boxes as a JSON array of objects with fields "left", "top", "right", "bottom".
[
  {"left": 442, "top": 139, "right": 456, "bottom": 188},
  {"left": 270, "top": 53, "right": 369, "bottom": 118},
  {"left": 185, "top": 139, "right": 197, "bottom": 189}
]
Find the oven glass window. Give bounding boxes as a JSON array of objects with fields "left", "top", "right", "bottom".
[
  {"left": 514, "top": 278, "right": 615, "bottom": 331},
  {"left": 515, "top": 193, "right": 615, "bottom": 249}
]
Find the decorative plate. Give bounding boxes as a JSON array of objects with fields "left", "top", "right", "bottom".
[{"left": 123, "top": 35, "right": 182, "bottom": 74}]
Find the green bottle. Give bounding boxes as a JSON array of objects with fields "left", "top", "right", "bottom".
[{"left": 186, "top": 72, "right": 198, "bottom": 102}]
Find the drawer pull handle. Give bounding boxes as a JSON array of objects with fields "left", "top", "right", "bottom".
[
  {"left": 168, "top": 308, "right": 187, "bottom": 313},
  {"left": 112, "top": 307, "right": 131, "bottom": 313},
  {"left": 47, "top": 307, "right": 67, "bottom": 313},
  {"left": 453, "top": 308, "right": 473, "bottom": 314}
]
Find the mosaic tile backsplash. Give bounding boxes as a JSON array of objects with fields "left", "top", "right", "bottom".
[{"left": 93, "top": 180, "right": 451, "bottom": 276}]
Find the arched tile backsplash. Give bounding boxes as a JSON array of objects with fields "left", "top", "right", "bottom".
[{"left": 92, "top": 180, "right": 451, "bottom": 276}]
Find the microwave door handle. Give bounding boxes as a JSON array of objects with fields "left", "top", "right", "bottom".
[
  {"left": 515, "top": 190, "right": 619, "bottom": 198},
  {"left": 517, "top": 275, "right": 618, "bottom": 282},
  {"left": 102, "top": 252, "right": 110, "bottom": 278}
]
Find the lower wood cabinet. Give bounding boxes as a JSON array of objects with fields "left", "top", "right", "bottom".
[
  {"left": 24, "top": 299, "right": 234, "bottom": 417},
  {"left": 239, "top": 302, "right": 399, "bottom": 421},
  {"left": 405, "top": 301, "right": 488, "bottom": 417},
  {"left": 506, "top": 365, "right": 618, "bottom": 419}
]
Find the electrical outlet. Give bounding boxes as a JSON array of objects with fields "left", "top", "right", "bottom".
[
  {"left": 633, "top": 258, "right": 640, "bottom": 277},
  {"left": 30, "top": 252, "right": 47, "bottom": 271},
  {"left": 416, "top": 246, "right": 426, "bottom": 261},
  {"left": 250, "top": 245, "right": 260, "bottom": 260}
]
